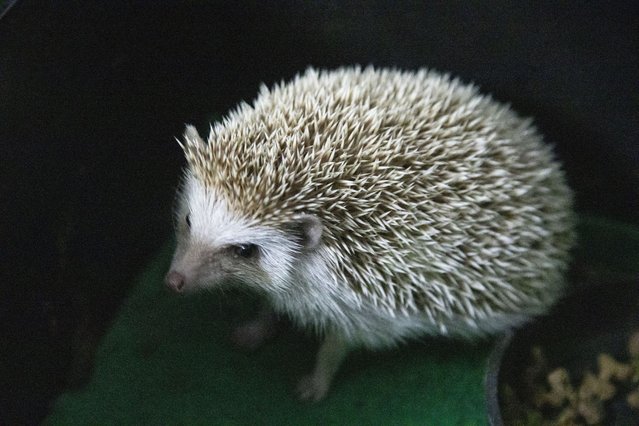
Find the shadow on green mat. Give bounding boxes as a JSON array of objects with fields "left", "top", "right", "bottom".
[{"left": 47, "top": 215, "right": 639, "bottom": 425}]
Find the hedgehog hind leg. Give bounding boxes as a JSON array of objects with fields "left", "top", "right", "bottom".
[
  {"left": 296, "top": 332, "right": 350, "bottom": 402},
  {"left": 230, "top": 304, "right": 279, "bottom": 352}
]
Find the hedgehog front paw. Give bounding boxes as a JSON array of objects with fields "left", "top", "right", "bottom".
[
  {"left": 296, "top": 374, "right": 330, "bottom": 402},
  {"left": 230, "top": 320, "right": 275, "bottom": 351},
  {"left": 230, "top": 307, "right": 278, "bottom": 351}
]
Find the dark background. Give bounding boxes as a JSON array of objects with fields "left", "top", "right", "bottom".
[{"left": 1, "top": 1, "right": 637, "bottom": 424}]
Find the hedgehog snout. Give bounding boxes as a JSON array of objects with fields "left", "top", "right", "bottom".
[{"left": 165, "top": 270, "right": 186, "bottom": 293}]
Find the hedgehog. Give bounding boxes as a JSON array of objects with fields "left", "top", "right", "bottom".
[{"left": 165, "top": 66, "right": 575, "bottom": 402}]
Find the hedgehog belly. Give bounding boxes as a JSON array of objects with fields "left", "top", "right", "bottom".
[
  {"left": 271, "top": 272, "right": 535, "bottom": 349},
  {"left": 272, "top": 246, "right": 547, "bottom": 349}
]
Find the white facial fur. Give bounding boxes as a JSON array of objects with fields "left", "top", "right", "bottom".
[{"left": 168, "top": 172, "right": 300, "bottom": 294}]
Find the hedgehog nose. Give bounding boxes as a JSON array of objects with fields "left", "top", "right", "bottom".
[{"left": 165, "top": 271, "right": 186, "bottom": 292}]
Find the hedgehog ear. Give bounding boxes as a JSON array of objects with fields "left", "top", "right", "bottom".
[{"left": 289, "top": 214, "right": 323, "bottom": 251}]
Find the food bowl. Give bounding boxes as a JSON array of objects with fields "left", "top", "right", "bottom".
[{"left": 486, "top": 278, "right": 639, "bottom": 425}]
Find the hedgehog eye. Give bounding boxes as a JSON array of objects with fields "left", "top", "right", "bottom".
[
  {"left": 233, "top": 244, "right": 257, "bottom": 259},
  {"left": 185, "top": 213, "right": 191, "bottom": 228}
]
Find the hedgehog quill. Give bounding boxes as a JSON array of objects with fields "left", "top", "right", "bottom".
[{"left": 165, "top": 66, "right": 575, "bottom": 401}]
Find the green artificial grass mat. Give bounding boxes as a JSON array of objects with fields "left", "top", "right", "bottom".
[{"left": 47, "top": 215, "right": 639, "bottom": 425}]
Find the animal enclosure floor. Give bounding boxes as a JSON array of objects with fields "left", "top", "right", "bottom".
[{"left": 46, "top": 215, "right": 639, "bottom": 425}]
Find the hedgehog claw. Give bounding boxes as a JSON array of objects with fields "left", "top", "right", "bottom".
[{"left": 296, "top": 374, "right": 329, "bottom": 402}]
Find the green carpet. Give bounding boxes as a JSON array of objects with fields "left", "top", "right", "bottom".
[{"left": 47, "top": 215, "right": 639, "bottom": 425}]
